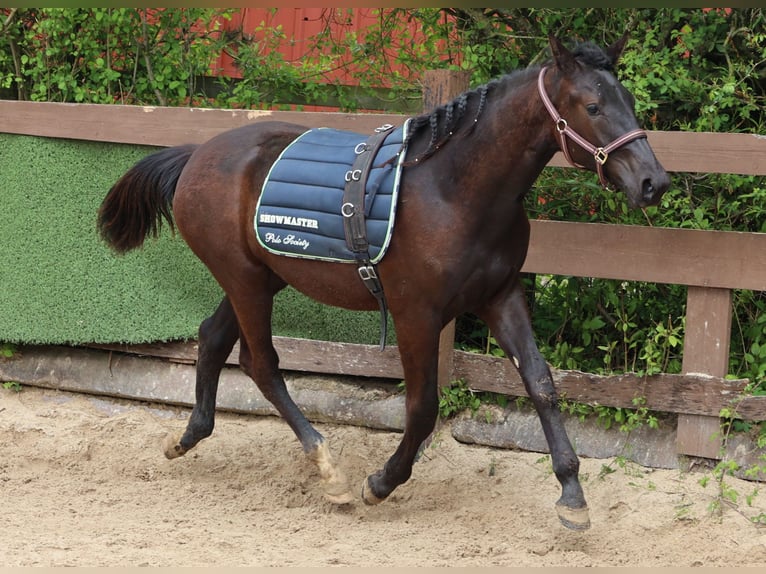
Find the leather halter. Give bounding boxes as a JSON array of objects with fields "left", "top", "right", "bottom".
[{"left": 537, "top": 66, "right": 647, "bottom": 189}]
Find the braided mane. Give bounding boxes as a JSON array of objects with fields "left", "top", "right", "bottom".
[{"left": 400, "top": 79, "right": 496, "bottom": 166}]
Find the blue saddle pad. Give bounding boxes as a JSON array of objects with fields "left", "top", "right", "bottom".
[{"left": 255, "top": 122, "right": 409, "bottom": 263}]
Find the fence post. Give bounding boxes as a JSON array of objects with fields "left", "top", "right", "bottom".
[
  {"left": 421, "top": 70, "right": 471, "bottom": 389},
  {"left": 676, "top": 286, "right": 733, "bottom": 459}
]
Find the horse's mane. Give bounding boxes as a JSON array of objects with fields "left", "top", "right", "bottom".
[
  {"left": 401, "top": 39, "right": 614, "bottom": 165},
  {"left": 399, "top": 76, "right": 503, "bottom": 166}
]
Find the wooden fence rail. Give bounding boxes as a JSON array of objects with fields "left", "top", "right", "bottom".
[{"left": 3, "top": 78, "right": 766, "bottom": 459}]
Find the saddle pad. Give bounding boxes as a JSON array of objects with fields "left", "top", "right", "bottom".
[{"left": 255, "top": 122, "right": 409, "bottom": 263}]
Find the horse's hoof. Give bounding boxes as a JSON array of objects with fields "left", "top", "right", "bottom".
[
  {"left": 361, "top": 476, "right": 385, "bottom": 506},
  {"left": 324, "top": 490, "right": 354, "bottom": 505},
  {"left": 162, "top": 433, "right": 186, "bottom": 460},
  {"left": 308, "top": 442, "right": 354, "bottom": 505},
  {"left": 555, "top": 502, "right": 591, "bottom": 530},
  {"left": 321, "top": 467, "right": 354, "bottom": 505}
]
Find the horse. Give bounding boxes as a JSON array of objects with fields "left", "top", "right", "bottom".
[{"left": 97, "top": 34, "right": 669, "bottom": 530}]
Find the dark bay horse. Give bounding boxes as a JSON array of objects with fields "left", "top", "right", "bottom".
[{"left": 98, "top": 35, "right": 669, "bottom": 530}]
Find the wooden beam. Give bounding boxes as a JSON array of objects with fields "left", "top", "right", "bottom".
[
  {"left": 0, "top": 100, "right": 407, "bottom": 147},
  {"left": 676, "top": 286, "right": 734, "bottom": 458},
  {"left": 4, "top": 100, "right": 766, "bottom": 176},
  {"left": 457, "top": 350, "right": 761, "bottom": 419},
  {"left": 421, "top": 70, "right": 471, "bottom": 389},
  {"left": 524, "top": 221, "right": 766, "bottom": 292},
  {"left": 89, "top": 337, "right": 406, "bottom": 380},
  {"left": 642, "top": 130, "right": 766, "bottom": 176},
  {"left": 87, "top": 340, "right": 764, "bottom": 421}
]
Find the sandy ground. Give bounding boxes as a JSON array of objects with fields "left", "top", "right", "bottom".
[{"left": 1, "top": 384, "right": 766, "bottom": 567}]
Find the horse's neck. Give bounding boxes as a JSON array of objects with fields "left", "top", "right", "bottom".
[{"left": 449, "top": 73, "right": 558, "bottom": 202}]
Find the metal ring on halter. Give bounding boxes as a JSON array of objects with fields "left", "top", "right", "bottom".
[
  {"left": 354, "top": 142, "right": 368, "bottom": 154},
  {"left": 594, "top": 148, "right": 608, "bottom": 165},
  {"left": 341, "top": 202, "right": 355, "bottom": 217},
  {"left": 556, "top": 118, "right": 568, "bottom": 133},
  {"left": 344, "top": 169, "right": 362, "bottom": 182}
]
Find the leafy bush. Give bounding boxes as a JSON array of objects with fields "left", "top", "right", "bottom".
[
  {"left": 1, "top": 8, "right": 233, "bottom": 105},
  {"left": 2, "top": 7, "right": 765, "bottom": 389}
]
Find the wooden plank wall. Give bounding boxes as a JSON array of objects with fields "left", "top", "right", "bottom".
[{"left": 3, "top": 90, "right": 766, "bottom": 459}]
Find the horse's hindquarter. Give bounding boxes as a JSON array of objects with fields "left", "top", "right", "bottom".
[
  {"left": 173, "top": 122, "right": 301, "bottom": 282},
  {"left": 174, "top": 121, "right": 385, "bottom": 312}
]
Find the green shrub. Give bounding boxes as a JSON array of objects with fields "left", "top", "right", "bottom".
[{"left": 2, "top": 7, "right": 765, "bottom": 389}]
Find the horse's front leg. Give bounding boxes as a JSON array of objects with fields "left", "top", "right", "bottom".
[
  {"left": 163, "top": 296, "right": 239, "bottom": 459},
  {"left": 362, "top": 313, "right": 440, "bottom": 504},
  {"left": 477, "top": 278, "right": 590, "bottom": 530}
]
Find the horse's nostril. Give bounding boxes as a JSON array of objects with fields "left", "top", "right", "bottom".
[{"left": 642, "top": 179, "right": 657, "bottom": 202}]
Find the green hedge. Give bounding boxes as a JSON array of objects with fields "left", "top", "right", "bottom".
[{"left": 0, "top": 134, "right": 390, "bottom": 346}]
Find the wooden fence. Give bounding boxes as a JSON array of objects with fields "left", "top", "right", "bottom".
[{"left": 2, "top": 71, "right": 766, "bottom": 460}]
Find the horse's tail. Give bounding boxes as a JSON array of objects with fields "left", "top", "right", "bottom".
[{"left": 97, "top": 144, "right": 198, "bottom": 254}]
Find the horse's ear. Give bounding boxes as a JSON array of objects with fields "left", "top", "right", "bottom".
[
  {"left": 606, "top": 32, "right": 629, "bottom": 65},
  {"left": 549, "top": 34, "right": 576, "bottom": 73}
]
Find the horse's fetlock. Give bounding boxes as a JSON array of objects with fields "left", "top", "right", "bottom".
[{"left": 552, "top": 456, "right": 580, "bottom": 481}]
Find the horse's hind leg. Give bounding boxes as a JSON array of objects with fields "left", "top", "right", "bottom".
[
  {"left": 362, "top": 313, "right": 441, "bottom": 504},
  {"left": 163, "top": 296, "right": 239, "bottom": 459},
  {"left": 477, "top": 278, "right": 590, "bottom": 530},
  {"left": 230, "top": 277, "right": 353, "bottom": 505}
]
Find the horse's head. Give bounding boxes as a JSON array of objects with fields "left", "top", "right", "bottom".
[{"left": 541, "top": 34, "right": 670, "bottom": 208}]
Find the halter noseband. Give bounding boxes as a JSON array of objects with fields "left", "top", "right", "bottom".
[{"left": 537, "top": 66, "right": 646, "bottom": 189}]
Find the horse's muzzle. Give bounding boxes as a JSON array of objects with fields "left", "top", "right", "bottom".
[{"left": 638, "top": 172, "right": 670, "bottom": 207}]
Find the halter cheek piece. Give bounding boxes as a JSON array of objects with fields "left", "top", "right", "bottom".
[{"left": 537, "top": 66, "right": 647, "bottom": 189}]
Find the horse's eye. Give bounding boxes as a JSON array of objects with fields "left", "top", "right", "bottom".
[{"left": 586, "top": 104, "right": 600, "bottom": 116}]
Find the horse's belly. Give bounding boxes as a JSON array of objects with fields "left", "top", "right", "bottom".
[{"left": 265, "top": 256, "right": 381, "bottom": 312}]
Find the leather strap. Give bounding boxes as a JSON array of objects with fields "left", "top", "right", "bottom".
[
  {"left": 342, "top": 126, "right": 394, "bottom": 253},
  {"left": 341, "top": 126, "right": 395, "bottom": 350}
]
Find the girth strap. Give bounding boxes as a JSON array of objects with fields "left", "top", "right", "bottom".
[{"left": 342, "top": 125, "right": 395, "bottom": 350}]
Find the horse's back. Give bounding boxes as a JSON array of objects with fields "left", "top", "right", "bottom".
[
  {"left": 176, "top": 120, "right": 306, "bottom": 204},
  {"left": 194, "top": 120, "right": 307, "bottom": 172}
]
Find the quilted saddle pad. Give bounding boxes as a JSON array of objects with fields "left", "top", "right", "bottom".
[{"left": 254, "top": 122, "right": 409, "bottom": 263}]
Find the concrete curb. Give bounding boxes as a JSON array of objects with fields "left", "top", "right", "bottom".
[
  {"left": 0, "top": 345, "right": 406, "bottom": 431},
  {"left": 2, "top": 345, "right": 764, "bottom": 480}
]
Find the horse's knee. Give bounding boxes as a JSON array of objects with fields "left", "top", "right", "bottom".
[{"left": 516, "top": 353, "right": 558, "bottom": 407}]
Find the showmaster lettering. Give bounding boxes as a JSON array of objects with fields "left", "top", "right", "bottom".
[{"left": 259, "top": 213, "right": 319, "bottom": 229}]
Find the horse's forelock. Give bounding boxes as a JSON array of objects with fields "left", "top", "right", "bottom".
[{"left": 571, "top": 41, "right": 615, "bottom": 71}]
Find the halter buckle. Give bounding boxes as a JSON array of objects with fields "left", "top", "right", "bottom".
[{"left": 594, "top": 148, "right": 608, "bottom": 165}]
